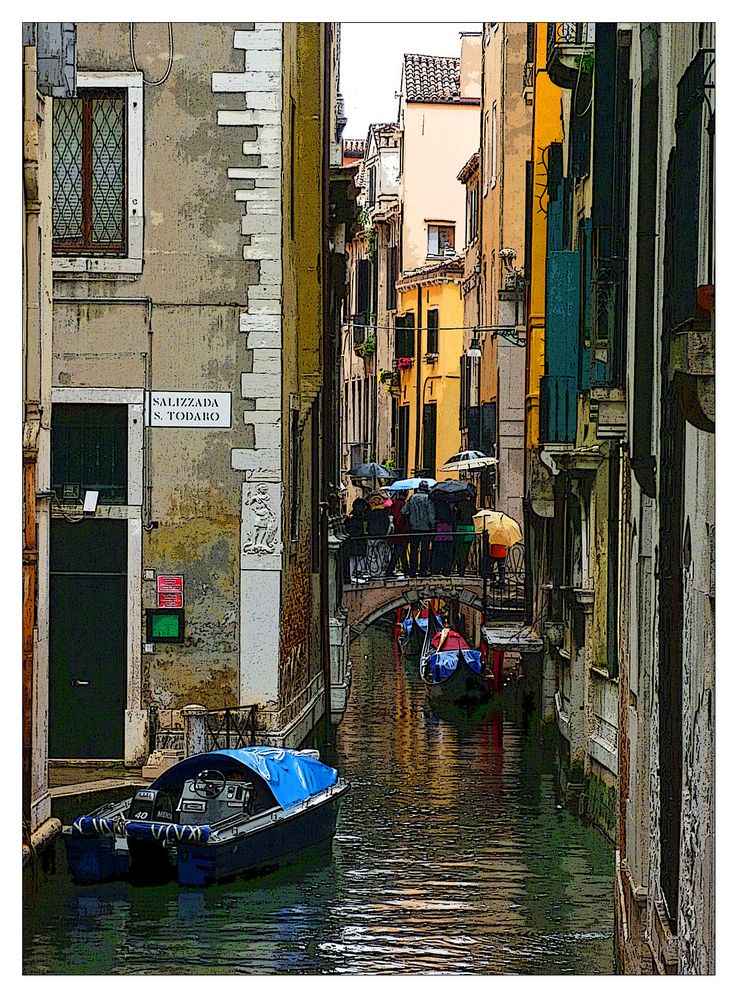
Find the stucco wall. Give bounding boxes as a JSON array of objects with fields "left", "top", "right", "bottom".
[{"left": 400, "top": 102, "right": 479, "bottom": 272}]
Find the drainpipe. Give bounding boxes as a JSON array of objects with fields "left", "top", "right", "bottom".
[
  {"left": 631, "top": 23, "right": 659, "bottom": 497},
  {"left": 414, "top": 284, "right": 423, "bottom": 472},
  {"left": 319, "top": 22, "right": 333, "bottom": 738}
]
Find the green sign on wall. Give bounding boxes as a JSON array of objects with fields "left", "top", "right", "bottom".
[{"left": 146, "top": 608, "right": 185, "bottom": 643}]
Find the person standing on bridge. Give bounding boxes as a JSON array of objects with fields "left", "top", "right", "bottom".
[
  {"left": 345, "top": 497, "right": 369, "bottom": 583},
  {"left": 453, "top": 484, "right": 477, "bottom": 575},
  {"left": 402, "top": 481, "right": 436, "bottom": 578},
  {"left": 387, "top": 492, "right": 410, "bottom": 578}
]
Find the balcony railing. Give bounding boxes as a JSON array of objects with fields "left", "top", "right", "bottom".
[
  {"left": 540, "top": 374, "right": 576, "bottom": 444},
  {"left": 523, "top": 61, "right": 534, "bottom": 92},
  {"left": 546, "top": 22, "right": 594, "bottom": 90}
]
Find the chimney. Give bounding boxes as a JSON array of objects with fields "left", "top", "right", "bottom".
[{"left": 459, "top": 32, "right": 482, "bottom": 101}]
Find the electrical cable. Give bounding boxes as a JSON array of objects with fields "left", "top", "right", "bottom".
[{"left": 130, "top": 23, "right": 174, "bottom": 87}]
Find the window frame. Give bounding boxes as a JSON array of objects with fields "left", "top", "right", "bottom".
[
  {"left": 426, "top": 223, "right": 456, "bottom": 259},
  {"left": 53, "top": 72, "right": 143, "bottom": 276},
  {"left": 426, "top": 308, "right": 439, "bottom": 355}
]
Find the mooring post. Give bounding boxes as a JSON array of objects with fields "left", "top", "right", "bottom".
[{"left": 182, "top": 704, "right": 207, "bottom": 756}]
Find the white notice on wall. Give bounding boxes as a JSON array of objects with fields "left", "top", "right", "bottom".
[{"left": 146, "top": 391, "right": 232, "bottom": 428}]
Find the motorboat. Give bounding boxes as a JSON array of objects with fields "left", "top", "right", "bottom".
[
  {"left": 419, "top": 608, "right": 491, "bottom": 704},
  {"left": 62, "top": 746, "right": 349, "bottom": 887}
]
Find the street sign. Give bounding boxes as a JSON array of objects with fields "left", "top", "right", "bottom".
[{"left": 146, "top": 391, "right": 232, "bottom": 428}]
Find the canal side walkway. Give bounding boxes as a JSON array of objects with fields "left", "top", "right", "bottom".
[{"left": 23, "top": 763, "right": 148, "bottom": 869}]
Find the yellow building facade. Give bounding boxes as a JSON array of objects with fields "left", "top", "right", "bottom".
[
  {"left": 525, "top": 23, "right": 563, "bottom": 455},
  {"left": 395, "top": 263, "right": 464, "bottom": 480}
]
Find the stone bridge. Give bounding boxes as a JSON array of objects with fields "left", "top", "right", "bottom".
[{"left": 343, "top": 575, "right": 485, "bottom": 639}]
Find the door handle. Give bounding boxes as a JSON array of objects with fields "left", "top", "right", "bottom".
[{"left": 72, "top": 679, "right": 90, "bottom": 687}]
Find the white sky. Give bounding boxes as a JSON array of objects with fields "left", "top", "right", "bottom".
[{"left": 340, "top": 22, "right": 481, "bottom": 141}]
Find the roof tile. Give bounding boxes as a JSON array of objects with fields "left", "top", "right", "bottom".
[{"left": 403, "top": 53, "right": 470, "bottom": 104}]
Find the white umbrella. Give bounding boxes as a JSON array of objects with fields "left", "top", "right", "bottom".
[{"left": 441, "top": 449, "right": 498, "bottom": 473}]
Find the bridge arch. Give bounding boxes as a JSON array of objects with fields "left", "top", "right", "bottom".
[{"left": 343, "top": 576, "right": 485, "bottom": 639}]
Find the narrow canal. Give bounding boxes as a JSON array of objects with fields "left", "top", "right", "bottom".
[{"left": 24, "top": 623, "right": 615, "bottom": 975}]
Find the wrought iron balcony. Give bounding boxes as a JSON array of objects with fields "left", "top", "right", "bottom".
[
  {"left": 546, "top": 22, "right": 594, "bottom": 90},
  {"left": 539, "top": 374, "right": 576, "bottom": 444}
]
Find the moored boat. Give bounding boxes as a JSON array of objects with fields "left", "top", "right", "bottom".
[
  {"left": 419, "top": 609, "right": 491, "bottom": 705},
  {"left": 62, "top": 746, "right": 349, "bottom": 887}
]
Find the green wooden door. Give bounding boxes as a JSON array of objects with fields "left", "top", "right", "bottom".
[{"left": 49, "top": 519, "right": 127, "bottom": 759}]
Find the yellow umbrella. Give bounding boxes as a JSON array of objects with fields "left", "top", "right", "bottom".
[{"left": 472, "top": 509, "right": 523, "bottom": 546}]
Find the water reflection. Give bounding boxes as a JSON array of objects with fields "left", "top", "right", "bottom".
[{"left": 24, "top": 623, "right": 614, "bottom": 975}]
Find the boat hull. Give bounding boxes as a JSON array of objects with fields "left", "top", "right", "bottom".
[
  {"left": 177, "top": 791, "right": 346, "bottom": 887},
  {"left": 64, "top": 786, "right": 347, "bottom": 887},
  {"left": 424, "top": 663, "right": 491, "bottom": 705}
]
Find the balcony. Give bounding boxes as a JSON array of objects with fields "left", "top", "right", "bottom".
[
  {"left": 546, "top": 22, "right": 594, "bottom": 90},
  {"left": 352, "top": 313, "right": 375, "bottom": 358},
  {"left": 539, "top": 374, "right": 576, "bottom": 445}
]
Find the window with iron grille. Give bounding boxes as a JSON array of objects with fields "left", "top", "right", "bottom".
[
  {"left": 53, "top": 89, "right": 127, "bottom": 256},
  {"left": 53, "top": 73, "right": 143, "bottom": 275},
  {"left": 51, "top": 404, "right": 128, "bottom": 505}
]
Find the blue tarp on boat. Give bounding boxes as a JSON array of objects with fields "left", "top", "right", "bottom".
[
  {"left": 151, "top": 747, "right": 339, "bottom": 810},
  {"left": 460, "top": 649, "right": 485, "bottom": 675},
  {"left": 427, "top": 649, "right": 486, "bottom": 683},
  {"left": 427, "top": 650, "right": 460, "bottom": 683}
]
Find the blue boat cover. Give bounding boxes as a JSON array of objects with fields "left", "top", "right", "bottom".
[
  {"left": 427, "top": 650, "right": 459, "bottom": 683},
  {"left": 152, "top": 747, "right": 339, "bottom": 810},
  {"left": 460, "top": 649, "right": 485, "bottom": 676},
  {"left": 427, "top": 649, "right": 485, "bottom": 683}
]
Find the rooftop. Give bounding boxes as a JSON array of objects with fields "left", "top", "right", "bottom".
[
  {"left": 403, "top": 53, "right": 478, "bottom": 105},
  {"left": 457, "top": 150, "right": 480, "bottom": 184}
]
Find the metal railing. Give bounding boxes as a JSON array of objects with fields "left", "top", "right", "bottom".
[
  {"left": 523, "top": 61, "right": 534, "bottom": 90},
  {"left": 342, "top": 531, "right": 526, "bottom": 618},
  {"left": 344, "top": 530, "right": 484, "bottom": 581},
  {"left": 204, "top": 704, "right": 258, "bottom": 750},
  {"left": 484, "top": 542, "right": 526, "bottom": 618},
  {"left": 547, "top": 22, "right": 586, "bottom": 54}
]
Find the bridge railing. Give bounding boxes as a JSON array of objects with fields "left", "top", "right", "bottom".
[
  {"left": 342, "top": 531, "right": 525, "bottom": 616},
  {"left": 343, "top": 530, "right": 483, "bottom": 582}
]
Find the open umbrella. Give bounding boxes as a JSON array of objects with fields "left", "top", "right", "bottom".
[
  {"left": 349, "top": 462, "right": 398, "bottom": 482},
  {"left": 472, "top": 509, "right": 523, "bottom": 546},
  {"left": 385, "top": 476, "right": 436, "bottom": 492},
  {"left": 442, "top": 450, "right": 499, "bottom": 472},
  {"left": 431, "top": 479, "right": 472, "bottom": 499}
]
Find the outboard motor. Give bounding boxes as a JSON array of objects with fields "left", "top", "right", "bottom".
[
  {"left": 126, "top": 789, "right": 177, "bottom": 883},
  {"left": 127, "top": 788, "right": 175, "bottom": 823}
]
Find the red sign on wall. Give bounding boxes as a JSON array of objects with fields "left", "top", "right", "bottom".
[
  {"left": 157, "top": 574, "right": 183, "bottom": 608},
  {"left": 157, "top": 591, "right": 183, "bottom": 609}
]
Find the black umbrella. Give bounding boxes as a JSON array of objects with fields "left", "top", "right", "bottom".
[
  {"left": 431, "top": 479, "right": 472, "bottom": 498},
  {"left": 349, "top": 462, "right": 398, "bottom": 482}
]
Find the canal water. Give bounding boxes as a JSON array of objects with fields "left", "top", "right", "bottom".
[{"left": 24, "top": 623, "right": 615, "bottom": 975}]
